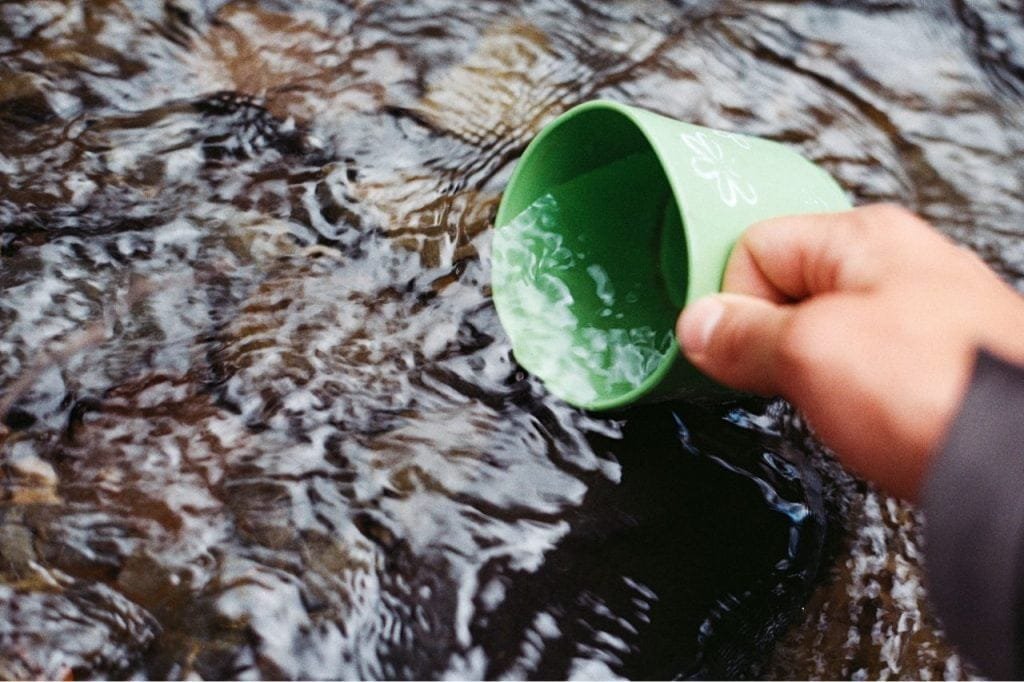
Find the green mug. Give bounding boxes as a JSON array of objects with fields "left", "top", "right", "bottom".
[{"left": 491, "top": 100, "right": 850, "bottom": 411}]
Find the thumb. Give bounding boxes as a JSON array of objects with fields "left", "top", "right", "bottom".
[{"left": 677, "top": 293, "right": 794, "bottom": 395}]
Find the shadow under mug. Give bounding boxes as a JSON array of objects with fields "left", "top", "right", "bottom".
[{"left": 491, "top": 100, "right": 850, "bottom": 411}]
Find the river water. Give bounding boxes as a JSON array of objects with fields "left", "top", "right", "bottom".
[{"left": 2, "top": 1, "right": 1023, "bottom": 679}]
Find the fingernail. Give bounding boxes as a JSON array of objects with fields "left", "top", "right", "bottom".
[{"left": 680, "top": 297, "right": 725, "bottom": 356}]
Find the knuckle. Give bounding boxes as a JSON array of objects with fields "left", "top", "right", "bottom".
[
  {"left": 854, "top": 204, "right": 928, "bottom": 238},
  {"left": 742, "top": 217, "right": 776, "bottom": 241},
  {"left": 864, "top": 202, "right": 918, "bottom": 224},
  {"left": 834, "top": 204, "right": 934, "bottom": 282},
  {"left": 735, "top": 219, "right": 774, "bottom": 257},
  {"left": 831, "top": 209, "right": 881, "bottom": 255},
  {"left": 873, "top": 202, "right": 916, "bottom": 220}
]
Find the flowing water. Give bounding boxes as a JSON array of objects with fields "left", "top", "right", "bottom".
[{"left": 2, "top": 1, "right": 1024, "bottom": 679}]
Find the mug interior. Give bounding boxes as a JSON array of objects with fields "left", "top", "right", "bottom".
[{"left": 493, "top": 104, "right": 689, "bottom": 410}]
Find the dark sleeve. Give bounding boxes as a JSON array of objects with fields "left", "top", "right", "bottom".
[{"left": 923, "top": 349, "right": 1024, "bottom": 680}]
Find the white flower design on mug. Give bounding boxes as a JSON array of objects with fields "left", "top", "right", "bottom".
[{"left": 680, "top": 131, "right": 758, "bottom": 207}]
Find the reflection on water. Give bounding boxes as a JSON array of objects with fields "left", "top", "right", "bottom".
[{"left": 2, "top": 1, "right": 1023, "bottom": 679}]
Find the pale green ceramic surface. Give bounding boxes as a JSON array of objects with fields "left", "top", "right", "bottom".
[{"left": 492, "top": 100, "right": 851, "bottom": 410}]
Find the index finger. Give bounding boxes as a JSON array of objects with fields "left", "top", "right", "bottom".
[{"left": 722, "top": 204, "right": 929, "bottom": 302}]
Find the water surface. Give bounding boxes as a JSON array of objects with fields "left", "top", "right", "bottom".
[{"left": 3, "top": 1, "right": 1024, "bottom": 679}]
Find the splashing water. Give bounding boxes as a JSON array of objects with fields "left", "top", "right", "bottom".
[{"left": 492, "top": 190, "right": 674, "bottom": 407}]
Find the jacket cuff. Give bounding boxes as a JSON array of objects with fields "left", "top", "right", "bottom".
[{"left": 922, "top": 349, "right": 1024, "bottom": 680}]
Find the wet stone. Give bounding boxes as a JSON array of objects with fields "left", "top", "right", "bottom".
[{"left": 0, "top": 518, "right": 37, "bottom": 576}]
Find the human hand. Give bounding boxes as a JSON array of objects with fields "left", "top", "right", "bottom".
[{"left": 677, "top": 205, "right": 1024, "bottom": 501}]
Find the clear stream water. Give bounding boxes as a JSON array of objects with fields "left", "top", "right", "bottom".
[{"left": 2, "top": 1, "right": 1023, "bottom": 679}]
